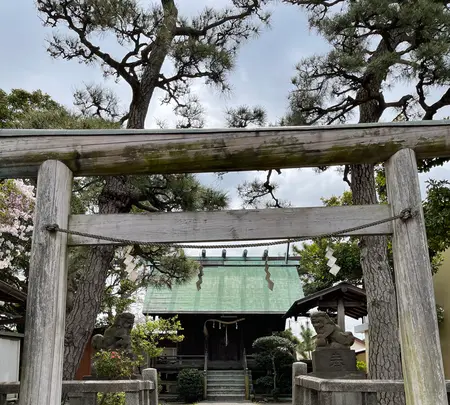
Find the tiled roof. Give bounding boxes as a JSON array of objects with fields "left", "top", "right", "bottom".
[
  {"left": 143, "top": 257, "right": 303, "bottom": 314},
  {"left": 284, "top": 282, "right": 367, "bottom": 320}
]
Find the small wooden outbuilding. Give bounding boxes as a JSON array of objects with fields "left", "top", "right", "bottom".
[{"left": 284, "top": 282, "right": 367, "bottom": 331}]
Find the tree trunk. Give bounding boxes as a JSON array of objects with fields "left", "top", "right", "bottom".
[
  {"left": 351, "top": 89, "right": 404, "bottom": 405},
  {"left": 63, "top": 1, "right": 179, "bottom": 380},
  {"left": 127, "top": 0, "right": 178, "bottom": 129},
  {"left": 271, "top": 357, "right": 277, "bottom": 392},
  {"left": 63, "top": 177, "right": 133, "bottom": 379}
]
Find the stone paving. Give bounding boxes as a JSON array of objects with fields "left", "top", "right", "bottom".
[{"left": 161, "top": 401, "right": 289, "bottom": 405}]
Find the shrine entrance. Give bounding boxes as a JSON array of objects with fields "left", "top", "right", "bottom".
[
  {"left": 2, "top": 121, "right": 450, "bottom": 405},
  {"left": 207, "top": 320, "right": 242, "bottom": 363}
]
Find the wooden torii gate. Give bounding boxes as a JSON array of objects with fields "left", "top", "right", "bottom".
[{"left": 1, "top": 121, "right": 450, "bottom": 405}]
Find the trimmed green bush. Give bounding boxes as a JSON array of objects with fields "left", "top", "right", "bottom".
[
  {"left": 97, "top": 393, "right": 125, "bottom": 405},
  {"left": 177, "top": 368, "right": 204, "bottom": 403},
  {"left": 356, "top": 360, "right": 367, "bottom": 373},
  {"left": 252, "top": 335, "right": 296, "bottom": 398}
]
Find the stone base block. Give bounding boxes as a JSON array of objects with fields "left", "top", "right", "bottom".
[{"left": 312, "top": 349, "right": 357, "bottom": 374}]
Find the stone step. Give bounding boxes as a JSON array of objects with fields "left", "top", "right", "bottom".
[
  {"left": 207, "top": 380, "right": 244, "bottom": 385},
  {"left": 206, "top": 368, "right": 247, "bottom": 398},
  {"left": 208, "top": 389, "right": 245, "bottom": 394},
  {"left": 207, "top": 381, "right": 245, "bottom": 385},
  {"left": 207, "top": 372, "right": 245, "bottom": 377},
  {"left": 207, "top": 389, "right": 246, "bottom": 395},
  {"left": 207, "top": 373, "right": 244, "bottom": 376},
  {"left": 159, "top": 394, "right": 178, "bottom": 400},
  {"left": 206, "top": 395, "right": 246, "bottom": 401},
  {"left": 207, "top": 395, "right": 246, "bottom": 398},
  {"left": 207, "top": 394, "right": 246, "bottom": 398},
  {"left": 207, "top": 376, "right": 245, "bottom": 381},
  {"left": 207, "top": 383, "right": 245, "bottom": 389}
]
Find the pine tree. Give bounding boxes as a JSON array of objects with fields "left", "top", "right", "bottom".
[
  {"left": 283, "top": 1, "right": 450, "bottom": 403},
  {"left": 297, "top": 323, "right": 315, "bottom": 360},
  {"left": 36, "top": 0, "right": 270, "bottom": 379},
  {"left": 0, "top": 89, "right": 226, "bottom": 338}
]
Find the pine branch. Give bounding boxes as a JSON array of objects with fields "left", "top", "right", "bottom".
[
  {"left": 73, "top": 178, "right": 103, "bottom": 193},
  {"left": 343, "top": 165, "right": 351, "bottom": 188},
  {"left": 263, "top": 169, "right": 283, "bottom": 209},
  {"left": 133, "top": 201, "right": 160, "bottom": 213},
  {"left": 38, "top": 0, "right": 139, "bottom": 88},
  {"left": 423, "top": 88, "right": 450, "bottom": 120},
  {"left": 175, "top": 1, "right": 261, "bottom": 38}
]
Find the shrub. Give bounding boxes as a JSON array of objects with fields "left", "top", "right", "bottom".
[
  {"left": 356, "top": 360, "right": 367, "bottom": 373},
  {"left": 93, "top": 350, "right": 138, "bottom": 379},
  {"left": 255, "top": 375, "right": 273, "bottom": 394},
  {"left": 177, "top": 368, "right": 204, "bottom": 403},
  {"left": 97, "top": 392, "right": 125, "bottom": 405},
  {"left": 252, "top": 335, "right": 296, "bottom": 398}
]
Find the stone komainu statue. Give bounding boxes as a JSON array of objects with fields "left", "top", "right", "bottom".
[
  {"left": 92, "top": 312, "right": 135, "bottom": 352},
  {"left": 310, "top": 311, "right": 355, "bottom": 349}
]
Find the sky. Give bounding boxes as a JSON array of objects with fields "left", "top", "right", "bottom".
[{"left": 2, "top": 1, "right": 450, "bottom": 337}]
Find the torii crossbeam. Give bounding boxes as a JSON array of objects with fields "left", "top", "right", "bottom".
[{"left": 1, "top": 120, "right": 449, "bottom": 405}]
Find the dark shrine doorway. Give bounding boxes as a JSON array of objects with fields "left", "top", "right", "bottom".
[{"left": 207, "top": 320, "right": 242, "bottom": 362}]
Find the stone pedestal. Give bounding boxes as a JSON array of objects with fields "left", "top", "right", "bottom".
[
  {"left": 311, "top": 349, "right": 364, "bottom": 379},
  {"left": 310, "top": 349, "right": 365, "bottom": 405}
]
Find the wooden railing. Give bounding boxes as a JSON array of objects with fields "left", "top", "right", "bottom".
[
  {"left": 243, "top": 349, "right": 250, "bottom": 400},
  {"left": 0, "top": 368, "right": 157, "bottom": 405},
  {"left": 154, "top": 354, "right": 204, "bottom": 370},
  {"left": 203, "top": 349, "right": 208, "bottom": 400},
  {"left": 292, "top": 362, "right": 450, "bottom": 405},
  {"left": 246, "top": 354, "right": 257, "bottom": 370}
]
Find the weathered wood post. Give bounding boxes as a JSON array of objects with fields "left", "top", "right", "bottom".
[
  {"left": 385, "top": 148, "right": 448, "bottom": 405},
  {"left": 244, "top": 369, "right": 250, "bottom": 400},
  {"left": 337, "top": 298, "right": 345, "bottom": 331},
  {"left": 18, "top": 160, "right": 73, "bottom": 405}
]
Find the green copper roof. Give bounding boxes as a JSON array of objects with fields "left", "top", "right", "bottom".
[{"left": 142, "top": 257, "right": 303, "bottom": 314}]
